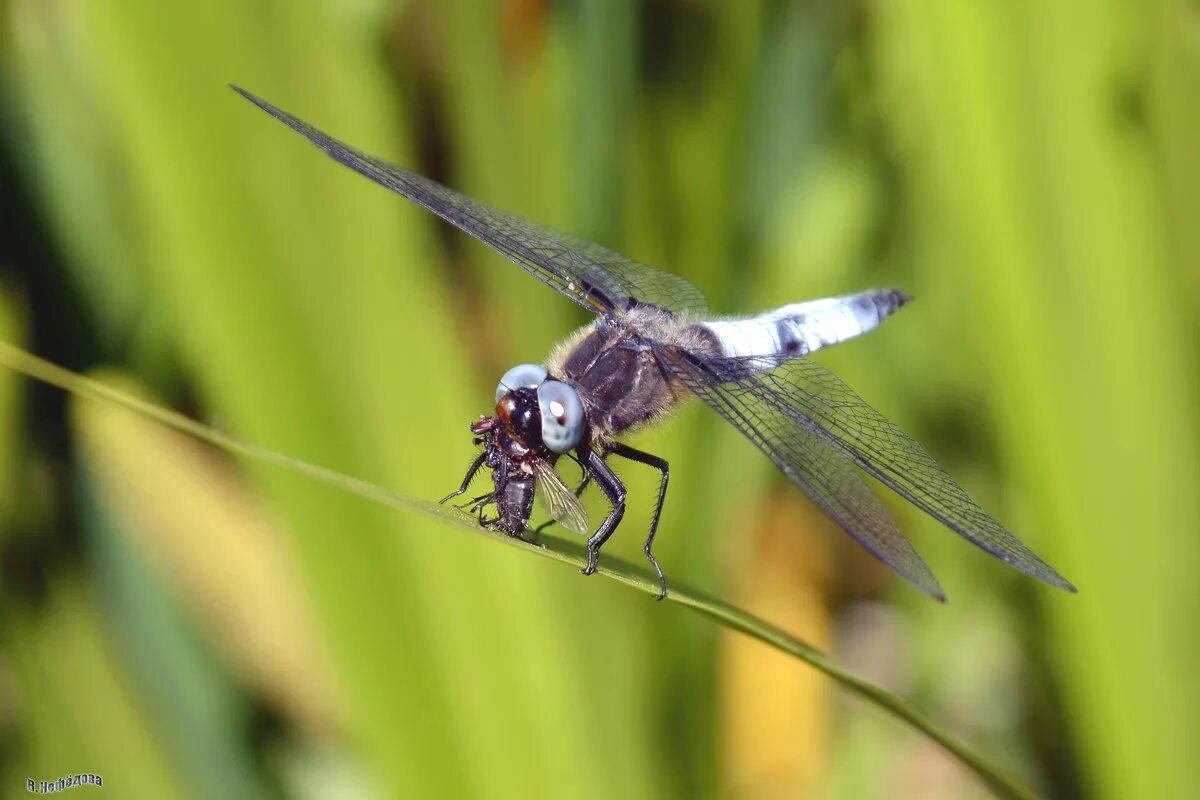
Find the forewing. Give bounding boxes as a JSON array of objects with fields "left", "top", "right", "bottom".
[
  {"left": 670, "top": 350, "right": 1075, "bottom": 592},
  {"left": 533, "top": 460, "right": 590, "bottom": 535},
  {"left": 232, "top": 87, "right": 708, "bottom": 316},
  {"left": 662, "top": 348, "right": 944, "bottom": 599}
]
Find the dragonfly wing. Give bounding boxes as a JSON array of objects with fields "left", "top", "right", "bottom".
[
  {"left": 666, "top": 348, "right": 1074, "bottom": 592},
  {"left": 533, "top": 460, "right": 590, "bottom": 535},
  {"left": 232, "top": 86, "right": 708, "bottom": 316},
  {"left": 661, "top": 347, "right": 944, "bottom": 599}
]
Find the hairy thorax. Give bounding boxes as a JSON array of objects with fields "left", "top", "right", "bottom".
[{"left": 545, "top": 305, "right": 720, "bottom": 443}]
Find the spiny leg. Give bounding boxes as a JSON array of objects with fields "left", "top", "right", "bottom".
[
  {"left": 566, "top": 449, "right": 594, "bottom": 496},
  {"left": 608, "top": 442, "right": 670, "bottom": 600},
  {"left": 440, "top": 452, "right": 487, "bottom": 504},
  {"left": 577, "top": 443, "right": 626, "bottom": 577}
]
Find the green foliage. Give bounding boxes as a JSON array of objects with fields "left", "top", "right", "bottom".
[{"left": 0, "top": 1, "right": 1196, "bottom": 798}]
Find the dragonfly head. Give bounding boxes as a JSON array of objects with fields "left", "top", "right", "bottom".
[{"left": 488, "top": 363, "right": 585, "bottom": 455}]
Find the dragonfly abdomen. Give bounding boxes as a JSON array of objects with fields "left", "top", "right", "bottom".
[{"left": 698, "top": 288, "right": 911, "bottom": 360}]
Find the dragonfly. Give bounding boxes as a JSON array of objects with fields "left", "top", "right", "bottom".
[{"left": 233, "top": 85, "right": 1075, "bottom": 602}]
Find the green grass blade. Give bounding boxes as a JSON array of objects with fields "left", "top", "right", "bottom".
[{"left": 0, "top": 340, "right": 1039, "bottom": 800}]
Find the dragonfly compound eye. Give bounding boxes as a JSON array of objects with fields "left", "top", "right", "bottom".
[
  {"left": 537, "top": 380, "right": 584, "bottom": 453},
  {"left": 495, "top": 363, "right": 548, "bottom": 403}
]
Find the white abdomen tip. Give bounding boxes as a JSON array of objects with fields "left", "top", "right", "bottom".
[{"left": 700, "top": 288, "right": 911, "bottom": 361}]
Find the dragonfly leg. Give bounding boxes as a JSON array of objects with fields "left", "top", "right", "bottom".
[
  {"left": 578, "top": 444, "right": 625, "bottom": 577},
  {"left": 440, "top": 452, "right": 487, "bottom": 504},
  {"left": 608, "top": 443, "right": 670, "bottom": 600}
]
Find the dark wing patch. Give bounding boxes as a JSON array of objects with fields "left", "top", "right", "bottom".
[
  {"left": 667, "top": 349, "right": 1075, "bottom": 593},
  {"left": 663, "top": 348, "right": 945, "bottom": 600},
  {"left": 232, "top": 86, "right": 708, "bottom": 316}
]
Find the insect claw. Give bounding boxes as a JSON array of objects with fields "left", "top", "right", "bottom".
[{"left": 643, "top": 544, "right": 668, "bottom": 600}]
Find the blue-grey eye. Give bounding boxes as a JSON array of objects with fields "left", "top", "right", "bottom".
[
  {"left": 496, "top": 363, "right": 547, "bottom": 402},
  {"left": 537, "top": 380, "right": 584, "bottom": 453}
]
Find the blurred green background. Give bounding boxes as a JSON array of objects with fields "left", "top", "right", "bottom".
[{"left": 1, "top": 1, "right": 1197, "bottom": 798}]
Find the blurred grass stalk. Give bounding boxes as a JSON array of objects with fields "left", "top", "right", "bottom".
[{"left": 875, "top": 3, "right": 1200, "bottom": 799}]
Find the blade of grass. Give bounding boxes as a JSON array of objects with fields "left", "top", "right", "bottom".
[{"left": 0, "top": 340, "right": 1039, "bottom": 800}]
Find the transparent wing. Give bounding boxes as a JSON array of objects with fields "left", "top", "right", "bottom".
[
  {"left": 232, "top": 86, "right": 708, "bottom": 316},
  {"left": 662, "top": 348, "right": 944, "bottom": 599},
  {"left": 664, "top": 349, "right": 1075, "bottom": 592},
  {"left": 533, "top": 460, "right": 590, "bottom": 535}
]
